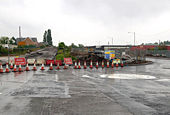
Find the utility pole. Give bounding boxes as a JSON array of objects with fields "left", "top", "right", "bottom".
[
  {"left": 19, "top": 26, "right": 21, "bottom": 38},
  {"left": 112, "top": 37, "right": 113, "bottom": 45},
  {"left": 128, "top": 32, "right": 136, "bottom": 46},
  {"left": 134, "top": 32, "right": 136, "bottom": 46},
  {"left": 8, "top": 39, "right": 10, "bottom": 64}
]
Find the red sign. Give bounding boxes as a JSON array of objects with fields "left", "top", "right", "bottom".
[
  {"left": 55, "top": 60, "right": 62, "bottom": 66},
  {"left": 64, "top": 58, "right": 73, "bottom": 65},
  {"left": 14, "top": 58, "right": 26, "bottom": 65},
  {"left": 46, "top": 60, "right": 55, "bottom": 65}
]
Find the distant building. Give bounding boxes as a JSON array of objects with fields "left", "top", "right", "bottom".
[
  {"left": 85, "top": 45, "right": 132, "bottom": 51},
  {"left": 163, "top": 41, "right": 170, "bottom": 45},
  {"left": 130, "top": 45, "right": 157, "bottom": 50},
  {"left": 16, "top": 37, "right": 38, "bottom": 46}
]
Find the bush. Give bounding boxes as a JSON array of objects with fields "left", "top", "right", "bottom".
[
  {"left": 40, "top": 45, "right": 46, "bottom": 49},
  {"left": 58, "top": 49, "right": 63, "bottom": 54},
  {"left": 65, "top": 52, "right": 70, "bottom": 57},
  {"left": 56, "top": 54, "right": 64, "bottom": 61},
  {"left": 71, "top": 56, "right": 77, "bottom": 61}
]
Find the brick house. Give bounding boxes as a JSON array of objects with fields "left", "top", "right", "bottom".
[{"left": 16, "top": 37, "right": 38, "bottom": 46}]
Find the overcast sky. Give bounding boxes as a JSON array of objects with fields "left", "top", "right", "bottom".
[{"left": 1, "top": 0, "right": 170, "bottom": 46}]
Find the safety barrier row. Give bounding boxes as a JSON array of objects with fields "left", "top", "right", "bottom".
[{"left": 0, "top": 60, "right": 125, "bottom": 73}]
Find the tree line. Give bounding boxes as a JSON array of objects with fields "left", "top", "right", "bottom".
[
  {"left": 56, "top": 42, "right": 84, "bottom": 61},
  {"left": 0, "top": 36, "right": 16, "bottom": 45}
]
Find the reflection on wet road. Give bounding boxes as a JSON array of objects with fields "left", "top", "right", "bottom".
[{"left": 0, "top": 57, "right": 170, "bottom": 115}]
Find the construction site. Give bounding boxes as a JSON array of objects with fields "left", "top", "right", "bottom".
[
  {"left": 12, "top": 45, "right": 149, "bottom": 66},
  {"left": 1, "top": 0, "right": 170, "bottom": 114},
  {"left": 0, "top": 46, "right": 170, "bottom": 114}
]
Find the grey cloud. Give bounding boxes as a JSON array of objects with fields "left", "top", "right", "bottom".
[{"left": 62, "top": 0, "right": 170, "bottom": 23}]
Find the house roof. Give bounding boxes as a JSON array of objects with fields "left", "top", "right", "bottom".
[{"left": 16, "top": 37, "right": 38, "bottom": 44}]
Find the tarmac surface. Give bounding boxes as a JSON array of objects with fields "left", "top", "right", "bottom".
[{"left": 0, "top": 57, "right": 170, "bottom": 115}]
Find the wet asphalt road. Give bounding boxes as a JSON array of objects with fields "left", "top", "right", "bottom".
[{"left": 0, "top": 57, "right": 170, "bottom": 115}]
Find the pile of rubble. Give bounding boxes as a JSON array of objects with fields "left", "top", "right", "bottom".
[
  {"left": 25, "top": 47, "right": 57, "bottom": 60},
  {"left": 76, "top": 54, "right": 108, "bottom": 65}
]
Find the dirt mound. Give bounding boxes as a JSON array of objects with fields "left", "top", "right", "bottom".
[{"left": 76, "top": 54, "right": 108, "bottom": 65}]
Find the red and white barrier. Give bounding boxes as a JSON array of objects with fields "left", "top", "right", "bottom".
[
  {"left": 78, "top": 61, "right": 81, "bottom": 69},
  {"left": 56, "top": 62, "right": 60, "bottom": 70},
  {"left": 90, "top": 60, "right": 93, "bottom": 69},
  {"left": 116, "top": 61, "right": 119, "bottom": 68},
  {"left": 74, "top": 61, "right": 77, "bottom": 69},
  {"left": 96, "top": 61, "right": 99, "bottom": 69},
  {"left": 41, "top": 63, "right": 45, "bottom": 70},
  {"left": 32, "top": 62, "right": 37, "bottom": 71},
  {"left": 5, "top": 63, "right": 10, "bottom": 73},
  {"left": 64, "top": 63, "right": 68, "bottom": 69},
  {"left": 84, "top": 61, "right": 87, "bottom": 69},
  {"left": 0, "top": 63, "right": 3, "bottom": 73},
  {"left": 111, "top": 60, "right": 114, "bottom": 68},
  {"left": 10, "top": 61, "right": 13, "bottom": 69},
  {"left": 13, "top": 64, "right": 17, "bottom": 72},
  {"left": 102, "top": 60, "right": 104, "bottom": 68},
  {"left": 25, "top": 63, "right": 30, "bottom": 71},
  {"left": 49, "top": 63, "right": 53, "bottom": 70},
  {"left": 18, "top": 64, "right": 23, "bottom": 72},
  {"left": 107, "top": 60, "right": 109, "bottom": 68}
]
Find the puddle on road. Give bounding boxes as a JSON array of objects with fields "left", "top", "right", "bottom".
[
  {"left": 82, "top": 75, "right": 91, "bottom": 78},
  {"left": 54, "top": 75, "right": 58, "bottom": 82},
  {"left": 156, "top": 79, "right": 170, "bottom": 82},
  {"left": 160, "top": 64, "right": 170, "bottom": 69},
  {"left": 100, "top": 74, "right": 156, "bottom": 80}
]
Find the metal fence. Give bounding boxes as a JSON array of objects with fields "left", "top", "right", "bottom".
[
  {"left": 146, "top": 50, "right": 170, "bottom": 58},
  {"left": 125, "top": 49, "right": 146, "bottom": 61}
]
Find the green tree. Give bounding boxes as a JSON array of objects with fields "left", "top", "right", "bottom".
[
  {"left": 11, "top": 37, "right": 16, "bottom": 45},
  {"left": 9, "top": 37, "right": 16, "bottom": 45},
  {"left": 47, "top": 29, "right": 53, "bottom": 45},
  {"left": 78, "top": 44, "right": 84, "bottom": 48},
  {"left": 0, "top": 37, "right": 9, "bottom": 44},
  {"left": 70, "top": 43, "right": 78, "bottom": 48},
  {"left": 43, "top": 31, "right": 47, "bottom": 43},
  {"left": 58, "top": 42, "right": 66, "bottom": 49}
]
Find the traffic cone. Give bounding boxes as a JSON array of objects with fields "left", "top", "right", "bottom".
[
  {"left": 10, "top": 61, "right": 13, "bottom": 69},
  {"left": 84, "top": 61, "right": 87, "bottom": 69},
  {"left": 5, "top": 63, "right": 10, "bottom": 73},
  {"left": 64, "top": 63, "right": 67, "bottom": 69},
  {"left": 41, "top": 63, "right": 45, "bottom": 70},
  {"left": 111, "top": 60, "right": 114, "bottom": 68},
  {"left": 18, "top": 64, "right": 23, "bottom": 72},
  {"left": 49, "top": 63, "right": 53, "bottom": 70},
  {"left": 78, "top": 61, "right": 81, "bottom": 69},
  {"left": 25, "top": 63, "right": 30, "bottom": 71},
  {"left": 0, "top": 63, "right": 3, "bottom": 73},
  {"left": 116, "top": 61, "right": 119, "bottom": 68},
  {"left": 13, "top": 64, "right": 17, "bottom": 72},
  {"left": 74, "top": 61, "right": 77, "bottom": 69},
  {"left": 96, "top": 61, "right": 99, "bottom": 69},
  {"left": 121, "top": 60, "right": 124, "bottom": 67},
  {"left": 107, "top": 60, "right": 109, "bottom": 68},
  {"left": 90, "top": 60, "right": 93, "bottom": 69},
  {"left": 56, "top": 62, "right": 60, "bottom": 70},
  {"left": 102, "top": 60, "right": 104, "bottom": 69},
  {"left": 32, "top": 62, "right": 37, "bottom": 71}
]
